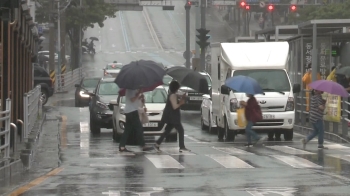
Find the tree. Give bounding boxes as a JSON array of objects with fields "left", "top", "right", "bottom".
[
  {"left": 288, "top": 1, "right": 350, "bottom": 24},
  {"left": 36, "top": 0, "right": 118, "bottom": 68}
]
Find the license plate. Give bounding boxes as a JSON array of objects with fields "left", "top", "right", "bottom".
[
  {"left": 143, "top": 123, "right": 158, "bottom": 127},
  {"left": 263, "top": 114, "right": 275, "bottom": 119},
  {"left": 190, "top": 96, "right": 203, "bottom": 101}
]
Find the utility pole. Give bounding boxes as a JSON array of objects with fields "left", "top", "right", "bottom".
[
  {"left": 79, "top": 0, "right": 82, "bottom": 69},
  {"left": 195, "top": 1, "right": 200, "bottom": 58},
  {"left": 185, "top": 1, "right": 191, "bottom": 69},
  {"left": 49, "top": 0, "right": 56, "bottom": 82},
  {"left": 60, "top": 7, "right": 66, "bottom": 72},
  {"left": 200, "top": 0, "right": 207, "bottom": 71},
  {"left": 57, "top": 0, "right": 61, "bottom": 76}
]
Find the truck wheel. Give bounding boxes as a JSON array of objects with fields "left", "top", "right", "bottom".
[
  {"left": 208, "top": 113, "right": 216, "bottom": 133},
  {"left": 200, "top": 112, "right": 208, "bottom": 131},
  {"left": 224, "top": 117, "right": 235, "bottom": 141},
  {"left": 41, "top": 89, "right": 49, "bottom": 105},
  {"left": 284, "top": 129, "right": 293, "bottom": 141},
  {"left": 217, "top": 118, "right": 224, "bottom": 140},
  {"left": 90, "top": 115, "right": 101, "bottom": 134}
]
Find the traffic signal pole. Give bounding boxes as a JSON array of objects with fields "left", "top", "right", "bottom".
[
  {"left": 200, "top": 0, "right": 206, "bottom": 71},
  {"left": 185, "top": 2, "right": 191, "bottom": 69},
  {"left": 195, "top": 1, "right": 200, "bottom": 59}
]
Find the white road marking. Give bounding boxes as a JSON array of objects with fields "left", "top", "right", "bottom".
[
  {"left": 90, "top": 164, "right": 126, "bottom": 167},
  {"left": 160, "top": 147, "right": 195, "bottom": 155},
  {"left": 145, "top": 155, "right": 184, "bottom": 169},
  {"left": 80, "top": 122, "right": 89, "bottom": 133},
  {"left": 102, "top": 191, "right": 120, "bottom": 196},
  {"left": 327, "top": 154, "right": 350, "bottom": 162},
  {"left": 324, "top": 143, "right": 350, "bottom": 149},
  {"left": 246, "top": 187, "right": 298, "bottom": 196},
  {"left": 266, "top": 145, "right": 315, "bottom": 155},
  {"left": 212, "top": 146, "right": 254, "bottom": 155},
  {"left": 206, "top": 154, "right": 254, "bottom": 169},
  {"left": 79, "top": 108, "right": 89, "bottom": 112},
  {"left": 184, "top": 135, "right": 208, "bottom": 144},
  {"left": 271, "top": 155, "right": 322, "bottom": 168}
]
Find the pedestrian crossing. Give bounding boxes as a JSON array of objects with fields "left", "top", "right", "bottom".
[{"left": 98, "top": 50, "right": 183, "bottom": 55}]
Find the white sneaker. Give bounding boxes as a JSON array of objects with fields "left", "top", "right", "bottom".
[
  {"left": 179, "top": 148, "right": 191, "bottom": 152},
  {"left": 301, "top": 138, "right": 306, "bottom": 149}
]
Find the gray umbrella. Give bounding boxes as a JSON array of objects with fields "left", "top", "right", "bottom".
[{"left": 336, "top": 66, "right": 350, "bottom": 76}]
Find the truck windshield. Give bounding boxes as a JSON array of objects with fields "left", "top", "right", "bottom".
[{"left": 232, "top": 69, "right": 290, "bottom": 92}]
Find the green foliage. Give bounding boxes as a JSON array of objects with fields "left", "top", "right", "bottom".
[
  {"left": 36, "top": 0, "right": 118, "bottom": 31},
  {"left": 288, "top": 1, "right": 350, "bottom": 24}
]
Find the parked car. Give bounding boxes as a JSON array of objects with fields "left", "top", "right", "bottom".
[
  {"left": 162, "top": 75, "right": 173, "bottom": 92},
  {"left": 109, "top": 86, "right": 177, "bottom": 142},
  {"left": 103, "top": 63, "right": 123, "bottom": 77},
  {"left": 88, "top": 77, "right": 120, "bottom": 134},
  {"left": 200, "top": 94, "right": 217, "bottom": 133},
  {"left": 74, "top": 77, "right": 101, "bottom": 107},
  {"left": 180, "top": 72, "right": 212, "bottom": 111},
  {"left": 34, "top": 65, "right": 54, "bottom": 105}
]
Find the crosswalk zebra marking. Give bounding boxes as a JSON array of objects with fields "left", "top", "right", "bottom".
[
  {"left": 160, "top": 147, "right": 196, "bottom": 155},
  {"left": 266, "top": 145, "right": 315, "bottom": 155},
  {"left": 145, "top": 155, "right": 184, "bottom": 169},
  {"left": 271, "top": 155, "right": 322, "bottom": 168},
  {"left": 324, "top": 144, "right": 350, "bottom": 150},
  {"left": 212, "top": 146, "right": 254, "bottom": 155},
  {"left": 206, "top": 154, "right": 254, "bottom": 169}
]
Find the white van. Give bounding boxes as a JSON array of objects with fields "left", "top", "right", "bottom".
[{"left": 210, "top": 42, "right": 301, "bottom": 141}]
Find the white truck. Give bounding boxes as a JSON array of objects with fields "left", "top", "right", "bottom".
[{"left": 210, "top": 42, "right": 301, "bottom": 141}]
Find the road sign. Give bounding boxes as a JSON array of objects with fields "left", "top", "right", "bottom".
[
  {"left": 118, "top": 5, "right": 143, "bottom": 10},
  {"left": 38, "top": 26, "right": 43, "bottom": 34},
  {"left": 212, "top": 0, "right": 236, "bottom": 5},
  {"left": 104, "top": 0, "right": 139, "bottom": 4},
  {"left": 259, "top": 1, "right": 265, "bottom": 7},
  {"left": 139, "top": 1, "right": 173, "bottom": 6}
]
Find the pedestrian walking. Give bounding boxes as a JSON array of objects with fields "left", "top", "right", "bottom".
[
  {"left": 153, "top": 81, "right": 191, "bottom": 152},
  {"left": 301, "top": 89, "right": 327, "bottom": 149},
  {"left": 119, "top": 89, "right": 154, "bottom": 152},
  {"left": 240, "top": 94, "right": 266, "bottom": 147}
]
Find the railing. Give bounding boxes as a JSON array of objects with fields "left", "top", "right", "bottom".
[
  {"left": 55, "top": 67, "right": 83, "bottom": 93},
  {"left": 23, "top": 85, "right": 41, "bottom": 139},
  {"left": 295, "top": 89, "right": 350, "bottom": 141},
  {"left": 0, "top": 99, "right": 11, "bottom": 159}
]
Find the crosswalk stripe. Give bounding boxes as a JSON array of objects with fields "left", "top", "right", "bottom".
[
  {"left": 271, "top": 155, "right": 322, "bottom": 168},
  {"left": 206, "top": 154, "right": 254, "bottom": 169},
  {"left": 145, "top": 155, "right": 184, "bottom": 169},
  {"left": 160, "top": 147, "right": 195, "bottom": 155},
  {"left": 324, "top": 144, "right": 350, "bottom": 150},
  {"left": 327, "top": 154, "right": 350, "bottom": 163},
  {"left": 212, "top": 146, "right": 254, "bottom": 155},
  {"left": 266, "top": 145, "right": 315, "bottom": 155}
]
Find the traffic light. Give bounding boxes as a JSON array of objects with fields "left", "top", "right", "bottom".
[
  {"left": 185, "top": 1, "right": 191, "bottom": 9},
  {"left": 244, "top": 5, "right": 250, "bottom": 10},
  {"left": 290, "top": 5, "right": 297, "bottom": 12},
  {"left": 196, "top": 28, "right": 210, "bottom": 49},
  {"left": 240, "top": 1, "right": 246, "bottom": 7},
  {"left": 267, "top": 4, "right": 274, "bottom": 11}
]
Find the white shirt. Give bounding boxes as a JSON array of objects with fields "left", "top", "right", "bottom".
[{"left": 124, "top": 89, "right": 141, "bottom": 114}]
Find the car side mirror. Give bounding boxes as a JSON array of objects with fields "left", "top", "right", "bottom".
[
  {"left": 75, "top": 84, "right": 80, "bottom": 88},
  {"left": 220, "top": 85, "right": 230, "bottom": 95},
  {"left": 293, "top": 84, "right": 301, "bottom": 93}
]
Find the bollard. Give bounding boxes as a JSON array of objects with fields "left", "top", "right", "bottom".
[
  {"left": 10, "top": 123, "right": 17, "bottom": 155},
  {"left": 17, "top": 119, "right": 24, "bottom": 142}
]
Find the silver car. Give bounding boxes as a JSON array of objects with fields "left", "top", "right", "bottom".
[{"left": 103, "top": 63, "right": 123, "bottom": 77}]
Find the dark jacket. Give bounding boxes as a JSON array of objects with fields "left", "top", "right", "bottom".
[
  {"left": 161, "top": 94, "right": 181, "bottom": 124},
  {"left": 245, "top": 96, "right": 262, "bottom": 123}
]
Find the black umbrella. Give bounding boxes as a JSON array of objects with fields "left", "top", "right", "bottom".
[
  {"left": 89, "top": 37, "right": 99, "bottom": 41},
  {"left": 115, "top": 60, "right": 166, "bottom": 90},
  {"left": 166, "top": 66, "right": 209, "bottom": 94}
]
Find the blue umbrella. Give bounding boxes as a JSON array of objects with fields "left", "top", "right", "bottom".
[{"left": 225, "top": 75, "right": 263, "bottom": 95}]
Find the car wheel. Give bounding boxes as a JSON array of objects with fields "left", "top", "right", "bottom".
[
  {"left": 200, "top": 112, "right": 208, "bottom": 131},
  {"left": 217, "top": 118, "right": 224, "bottom": 140},
  {"left": 208, "top": 113, "right": 216, "bottom": 134},
  {"left": 166, "top": 133, "right": 177, "bottom": 142},
  {"left": 90, "top": 115, "right": 101, "bottom": 134},
  {"left": 224, "top": 117, "right": 235, "bottom": 141},
  {"left": 284, "top": 129, "right": 293, "bottom": 141},
  {"left": 112, "top": 128, "right": 121, "bottom": 142},
  {"left": 40, "top": 89, "right": 49, "bottom": 105}
]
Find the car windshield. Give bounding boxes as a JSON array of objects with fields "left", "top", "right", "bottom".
[
  {"left": 97, "top": 82, "right": 120, "bottom": 95},
  {"left": 82, "top": 78, "right": 100, "bottom": 88},
  {"left": 106, "top": 64, "right": 122, "bottom": 70},
  {"left": 121, "top": 89, "right": 167, "bottom": 103},
  {"left": 232, "top": 69, "right": 290, "bottom": 92},
  {"left": 203, "top": 75, "right": 212, "bottom": 87},
  {"left": 163, "top": 75, "right": 173, "bottom": 86}
]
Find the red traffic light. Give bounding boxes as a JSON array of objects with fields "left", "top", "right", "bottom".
[
  {"left": 290, "top": 5, "right": 297, "bottom": 11},
  {"left": 240, "top": 1, "right": 246, "bottom": 7},
  {"left": 245, "top": 5, "right": 250, "bottom": 10},
  {"left": 187, "top": 1, "right": 191, "bottom": 5},
  {"left": 267, "top": 4, "right": 274, "bottom": 11}
]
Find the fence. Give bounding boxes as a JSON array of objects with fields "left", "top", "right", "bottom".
[
  {"left": 295, "top": 90, "right": 350, "bottom": 142},
  {"left": 23, "top": 86, "right": 42, "bottom": 139},
  {"left": 55, "top": 67, "right": 83, "bottom": 93},
  {"left": 0, "top": 99, "right": 12, "bottom": 159}
]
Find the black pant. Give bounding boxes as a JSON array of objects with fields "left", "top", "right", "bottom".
[
  {"left": 156, "top": 123, "right": 185, "bottom": 149},
  {"left": 119, "top": 110, "right": 145, "bottom": 148}
]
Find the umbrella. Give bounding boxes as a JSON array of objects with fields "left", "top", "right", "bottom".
[
  {"left": 118, "top": 82, "right": 163, "bottom": 97},
  {"left": 165, "top": 66, "right": 209, "bottom": 94},
  {"left": 309, "top": 80, "right": 349, "bottom": 97},
  {"left": 115, "top": 60, "right": 166, "bottom": 90},
  {"left": 225, "top": 75, "right": 263, "bottom": 95},
  {"left": 89, "top": 37, "right": 99, "bottom": 41},
  {"left": 335, "top": 66, "right": 350, "bottom": 77}
]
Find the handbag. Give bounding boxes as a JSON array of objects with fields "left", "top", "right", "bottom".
[
  {"left": 138, "top": 106, "right": 149, "bottom": 124},
  {"left": 237, "top": 108, "right": 247, "bottom": 128}
]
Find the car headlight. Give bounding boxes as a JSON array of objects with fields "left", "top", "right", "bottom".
[
  {"left": 119, "top": 107, "right": 125, "bottom": 114},
  {"left": 96, "top": 101, "right": 109, "bottom": 110},
  {"left": 79, "top": 91, "right": 89, "bottom": 98}
]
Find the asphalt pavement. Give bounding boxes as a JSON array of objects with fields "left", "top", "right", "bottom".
[{"left": 2, "top": 7, "right": 350, "bottom": 196}]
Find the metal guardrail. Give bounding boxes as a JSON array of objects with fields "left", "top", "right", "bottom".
[
  {"left": 23, "top": 85, "right": 41, "bottom": 139},
  {"left": 0, "top": 99, "right": 11, "bottom": 159},
  {"left": 295, "top": 89, "right": 349, "bottom": 140},
  {"left": 55, "top": 67, "right": 83, "bottom": 93}
]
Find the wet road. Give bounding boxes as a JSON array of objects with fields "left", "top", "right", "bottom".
[{"left": 4, "top": 7, "right": 350, "bottom": 196}]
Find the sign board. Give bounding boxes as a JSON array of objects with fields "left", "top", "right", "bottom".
[
  {"left": 38, "top": 26, "right": 43, "bottom": 34},
  {"left": 139, "top": 1, "right": 173, "bottom": 6},
  {"left": 118, "top": 5, "right": 143, "bottom": 10},
  {"left": 212, "top": 0, "right": 236, "bottom": 5},
  {"left": 259, "top": 1, "right": 265, "bottom": 7},
  {"left": 104, "top": 0, "right": 139, "bottom": 4}
]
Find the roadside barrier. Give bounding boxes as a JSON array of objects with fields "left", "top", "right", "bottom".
[
  {"left": 23, "top": 85, "right": 41, "bottom": 139},
  {"left": 0, "top": 99, "right": 12, "bottom": 159},
  {"left": 56, "top": 67, "right": 83, "bottom": 93}
]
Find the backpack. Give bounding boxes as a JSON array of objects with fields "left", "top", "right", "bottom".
[{"left": 254, "top": 105, "right": 263, "bottom": 122}]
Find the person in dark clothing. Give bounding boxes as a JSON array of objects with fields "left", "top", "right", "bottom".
[
  {"left": 154, "top": 81, "right": 191, "bottom": 152},
  {"left": 240, "top": 94, "right": 266, "bottom": 147}
]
